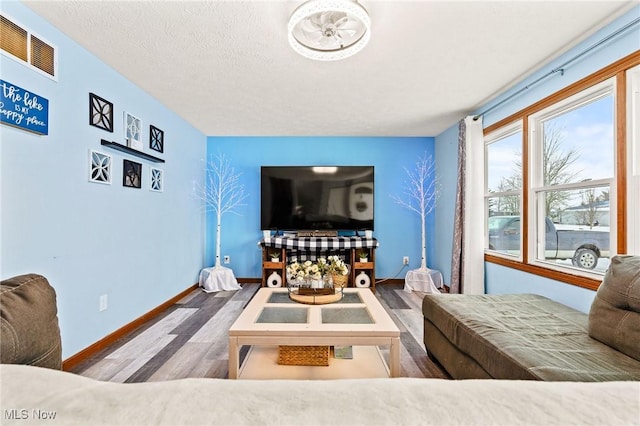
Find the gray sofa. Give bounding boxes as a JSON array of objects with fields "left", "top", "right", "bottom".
[
  {"left": 423, "top": 255, "right": 640, "bottom": 381},
  {"left": 0, "top": 273, "right": 62, "bottom": 370}
]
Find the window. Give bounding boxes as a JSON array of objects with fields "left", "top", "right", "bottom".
[
  {"left": 484, "top": 52, "right": 639, "bottom": 290},
  {"left": 485, "top": 124, "right": 523, "bottom": 257},
  {"left": 529, "top": 80, "right": 615, "bottom": 274},
  {"left": 0, "top": 14, "right": 56, "bottom": 79}
]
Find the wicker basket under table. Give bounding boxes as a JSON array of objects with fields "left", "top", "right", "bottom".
[{"left": 278, "top": 345, "right": 330, "bottom": 366}]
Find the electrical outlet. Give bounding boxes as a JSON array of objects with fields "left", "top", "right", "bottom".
[
  {"left": 99, "top": 294, "right": 108, "bottom": 311},
  {"left": 224, "top": 255, "right": 230, "bottom": 264},
  {"left": 403, "top": 256, "right": 409, "bottom": 265}
]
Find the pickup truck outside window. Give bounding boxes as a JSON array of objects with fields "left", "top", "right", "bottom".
[{"left": 488, "top": 215, "right": 609, "bottom": 272}]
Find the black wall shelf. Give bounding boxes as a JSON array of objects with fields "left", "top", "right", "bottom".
[{"left": 100, "top": 140, "right": 165, "bottom": 163}]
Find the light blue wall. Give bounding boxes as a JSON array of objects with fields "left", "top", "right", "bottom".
[
  {"left": 1, "top": 2, "right": 206, "bottom": 358},
  {"left": 432, "top": 6, "right": 640, "bottom": 313},
  {"left": 485, "top": 263, "right": 598, "bottom": 311},
  {"left": 205, "top": 137, "right": 436, "bottom": 280}
]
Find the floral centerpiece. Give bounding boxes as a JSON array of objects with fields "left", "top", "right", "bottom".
[
  {"left": 326, "top": 255, "right": 349, "bottom": 288},
  {"left": 325, "top": 255, "right": 348, "bottom": 275},
  {"left": 286, "top": 255, "right": 349, "bottom": 288},
  {"left": 286, "top": 258, "right": 326, "bottom": 285}
]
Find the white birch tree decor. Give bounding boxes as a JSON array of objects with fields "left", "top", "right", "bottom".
[
  {"left": 391, "top": 152, "right": 439, "bottom": 270},
  {"left": 194, "top": 153, "right": 248, "bottom": 292}
]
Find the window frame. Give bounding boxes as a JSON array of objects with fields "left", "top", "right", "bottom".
[
  {"left": 483, "top": 51, "right": 639, "bottom": 291},
  {"left": 626, "top": 64, "right": 640, "bottom": 256},
  {"left": 484, "top": 121, "right": 524, "bottom": 261},
  {"left": 527, "top": 78, "right": 616, "bottom": 278}
]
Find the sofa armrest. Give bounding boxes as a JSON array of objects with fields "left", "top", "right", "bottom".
[{"left": 1, "top": 274, "right": 62, "bottom": 370}]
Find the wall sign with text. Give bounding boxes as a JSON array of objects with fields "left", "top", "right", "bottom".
[{"left": 0, "top": 80, "right": 49, "bottom": 135}]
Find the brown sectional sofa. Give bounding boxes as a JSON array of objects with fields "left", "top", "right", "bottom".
[{"left": 423, "top": 255, "right": 640, "bottom": 381}]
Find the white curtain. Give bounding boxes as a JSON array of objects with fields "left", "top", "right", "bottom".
[{"left": 450, "top": 116, "right": 485, "bottom": 294}]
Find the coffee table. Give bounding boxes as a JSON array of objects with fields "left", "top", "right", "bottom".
[{"left": 228, "top": 288, "right": 401, "bottom": 379}]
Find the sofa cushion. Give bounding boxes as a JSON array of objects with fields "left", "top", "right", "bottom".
[
  {"left": 423, "top": 293, "right": 640, "bottom": 381},
  {"left": 0, "top": 274, "right": 62, "bottom": 369},
  {"left": 588, "top": 255, "right": 640, "bottom": 362}
]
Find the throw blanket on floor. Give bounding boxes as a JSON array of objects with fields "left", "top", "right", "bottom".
[{"left": 1, "top": 365, "right": 639, "bottom": 425}]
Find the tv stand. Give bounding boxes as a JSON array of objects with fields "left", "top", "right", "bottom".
[{"left": 259, "top": 235, "right": 378, "bottom": 292}]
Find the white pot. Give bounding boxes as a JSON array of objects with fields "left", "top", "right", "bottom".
[
  {"left": 355, "top": 271, "right": 371, "bottom": 288},
  {"left": 267, "top": 271, "right": 282, "bottom": 288}
]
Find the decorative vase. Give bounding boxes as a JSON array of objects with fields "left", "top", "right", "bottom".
[
  {"left": 271, "top": 257, "right": 280, "bottom": 263},
  {"left": 288, "top": 277, "right": 302, "bottom": 288},
  {"left": 359, "top": 257, "right": 368, "bottom": 263},
  {"left": 322, "top": 275, "right": 331, "bottom": 289},
  {"left": 267, "top": 271, "right": 282, "bottom": 288},
  {"left": 355, "top": 271, "right": 371, "bottom": 288}
]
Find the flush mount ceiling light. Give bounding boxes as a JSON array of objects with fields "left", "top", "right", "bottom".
[{"left": 288, "top": 0, "right": 370, "bottom": 61}]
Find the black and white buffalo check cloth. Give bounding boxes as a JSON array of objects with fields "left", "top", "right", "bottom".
[{"left": 260, "top": 236, "right": 378, "bottom": 251}]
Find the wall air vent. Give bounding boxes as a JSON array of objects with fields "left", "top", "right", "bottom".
[{"left": 1, "top": 14, "right": 56, "bottom": 79}]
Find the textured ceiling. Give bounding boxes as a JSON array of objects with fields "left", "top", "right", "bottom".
[{"left": 23, "top": 0, "right": 636, "bottom": 137}]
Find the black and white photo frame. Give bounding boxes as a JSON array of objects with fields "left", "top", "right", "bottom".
[
  {"left": 89, "top": 93, "right": 114, "bottom": 132},
  {"left": 124, "top": 112, "right": 142, "bottom": 151},
  {"left": 123, "top": 159, "right": 142, "bottom": 188},
  {"left": 150, "top": 167, "right": 163, "bottom": 192},
  {"left": 88, "top": 150, "right": 112, "bottom": 184},
  {"left": 149, "top": 125, "right": 164, "bottom": 153}
]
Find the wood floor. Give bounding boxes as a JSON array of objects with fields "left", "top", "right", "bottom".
[{"left": 69, "top": 283, "right": 450, "bottom": 382}]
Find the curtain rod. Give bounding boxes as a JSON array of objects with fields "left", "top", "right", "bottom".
[{"left": 472, "top": 16, "right": 640, "bottom": 121}]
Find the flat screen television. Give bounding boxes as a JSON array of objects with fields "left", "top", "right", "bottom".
[{"left": 261, "top": 166, "right": 374, "bottom": 231}]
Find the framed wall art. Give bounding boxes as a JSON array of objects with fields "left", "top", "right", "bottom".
[
  {"left": 88, "top": 150, "right": 112, "bottom": 184},
  {"left": 89, "top": 93, "right": 113, "bottom": 132},
  {"left": 149, "top": 125, "right": 164, "bottom": 153},
  {"left": 150, "top": 167, "right": 163, "bottom": 192},
  {"left": 1, "top": 80, "right": 49, "bottom": 135},
  {"left": 123, "top": 159, "right": 142, "bottom": 188},
  {"left": 124, "top": 112, "right": 142, "bottom": 151}
]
